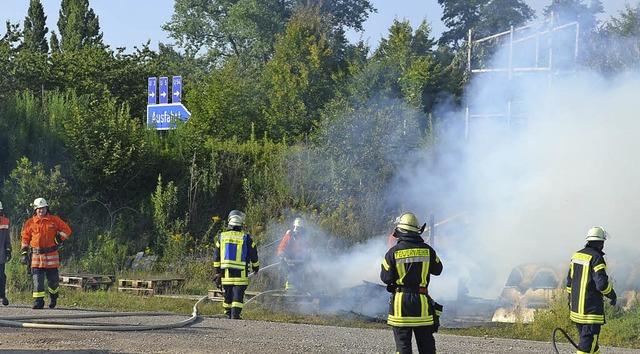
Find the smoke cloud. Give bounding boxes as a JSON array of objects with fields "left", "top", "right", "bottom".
[
  {"left": 259, "top": 21, "right": 640, "bottom": 320},
  {"left": 393, "top": 26, "right": 640, "bottom": 301}
]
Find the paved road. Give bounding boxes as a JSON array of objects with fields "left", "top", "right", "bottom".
[{"left": 0, "top": 306, "right": 637, "bottom": 353}]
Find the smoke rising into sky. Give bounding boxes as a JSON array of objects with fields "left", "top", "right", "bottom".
[{"left": 392, "top": 24, "right": 640, "bottom": 301}]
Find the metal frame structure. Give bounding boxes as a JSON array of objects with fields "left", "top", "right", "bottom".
[{"left": 464, "top": 16, "right": 579, "bottom": 139}]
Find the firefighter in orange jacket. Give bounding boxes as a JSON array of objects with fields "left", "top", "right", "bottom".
[
  {"left": 277, "top": 217, "right": 308, "bottom": 290},
  {"left": 381, "top": 212, "right": 443, "bottom": 354},
  {"left": 21, "top": 198, "right": 71, "bottom": 309},
  {"left": 0, "top": 201, "right": 12, "bottom": 306},
  {"left": 567, "top": 226, "right": 616, "bottom": 354}
]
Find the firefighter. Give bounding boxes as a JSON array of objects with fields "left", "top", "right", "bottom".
[
  {"left": 567, "top": 226, "right": 617, "bottom": 354},
  {"left": 21, "top": 198, "right": 71, "bottom": 309},
  {"left": 277, "top": 217, "right": 308, "bottom": 291},
  {"left": 213, "top": 210, "right": 259, "bottom": 319},
  {"left": 380, "top": 212, "right": 443, "bottom": 354},
  {"left": 0, "top": 201, "right": 12, "bottom": 306}
]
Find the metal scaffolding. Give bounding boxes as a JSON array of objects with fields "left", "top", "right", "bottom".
[{"left": 464, "top": 17, "right": 579, "bottom": 139}]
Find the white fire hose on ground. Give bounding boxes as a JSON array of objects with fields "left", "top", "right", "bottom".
[{"left": 0, "top": 295, "right": 208, "bottom": 331}]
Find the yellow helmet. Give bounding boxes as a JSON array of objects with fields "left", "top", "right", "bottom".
[
  {"left": 228, "top": 210, "right": 245, "bottom": 227},
  {"left": 396, "top": 212, "right": 420, "bottom": 233},
  {"left": 586, "top": 226, "right": 608, "bottom": 242},
  {"left": 33, "top": 198, "right": 48, "bottom": 210}
]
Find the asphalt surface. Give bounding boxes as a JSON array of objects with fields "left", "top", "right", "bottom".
[{"left": 0, "top": 305, "right": 638, "bottom": 353}]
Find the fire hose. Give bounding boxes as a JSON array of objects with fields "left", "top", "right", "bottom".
[
  {"left": 0, "top": 295, "right": 208, "bottom": 331},
  {"left": 248, "top": 261, "right": 281, "bottom": 279},
  {"left": 552, "top": 327, "right": 579, "bottom": 353}
]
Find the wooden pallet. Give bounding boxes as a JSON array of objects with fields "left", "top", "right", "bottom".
[
  {"left": 59, "top": 274, "right": 116, "bottom": 291},
  {"left": 118, "top": 277, "right": 185, "bottom": 295}
]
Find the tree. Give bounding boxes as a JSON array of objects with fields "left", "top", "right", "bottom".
[
  {"left": 163, "top": 0, "right": 373, "bottom": 64},
  {"left": 57, "top": 0, "right": 103, "bottom": 52},
  {"left": 543, "top": 0, "right": 603, "bottom": 70},
  {"left": 23, "top": 0, "right": 49, "bottom": 53},
  {"left": 60, "top": 93, "right": 155, "bottom": 202},
  {"left": 0, "top": 21, "right": 22, "bottom": 100},
  {"left": 543, "top": 0, "right": 603, "bottom": 30},
  {"left": 262, "top": 3, "right": 345, "bottom": 141},
  {"left": 438, "top": 0, "right": 534, "bottom": 47},
  {"left": 368, "top": 19, "right": 437, "bottom": 98},
  {"left": 583, "top": 3, "right": 640, "bottom": 74},
  {"left": 187, "top": 58, "right": 265, "bottom": 141}
]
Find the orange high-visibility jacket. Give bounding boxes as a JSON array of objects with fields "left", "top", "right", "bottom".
[
  {"left": 277, "top": 230, "right": 307, "bottom": 260},
  {"left": 21, "top": 214, "right": 71, "bottom": 269}
]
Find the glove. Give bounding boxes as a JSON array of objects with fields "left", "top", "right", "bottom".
[
  {"left": 21, "top": 254, "right": 28, "bottom": 265},
  {"left": 252, "top": 266, "right": 259, "bottom": 275},
  {"left": 607, "top": 289, "right": 617, "bottom": 306},
  {"left": 386, "top": 284, "right": 396, "bottom": 293},
  {"left": 213, "top": 274, "right": 222, "bottom": 289},
  {"left": 54, "top": 233, "right": 63, "bottom": 245},
  {"left": 5, "top": 249, "right": 11, "bottom": 262}
]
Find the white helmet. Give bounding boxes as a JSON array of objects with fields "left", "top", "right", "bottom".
[
  {"left": 293, "top": 218, "right": 304, "bottom": 233},
  {"left": 228, "top": 210, "right": 245, "bottom": 227},
  {"left": 586, "top": 226, "right": 608, "bottom": 242},
  {"left": 33, "top": 198, "right": 48, "bottom": 210}
]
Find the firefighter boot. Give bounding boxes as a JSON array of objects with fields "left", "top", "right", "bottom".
[
  {"left": 230, "top": 307, "right": 242, "bottom": 320},
  {"left": 49, "top": 294, "right": 58, "bottom": 309},
  {"left": 1, "top": 297, "right": 8, "bottom": 306},
  {"left": 224, "top": 309, "right": 231, "bottom": 319},
  {"left": 32, "top": 297, "right": 45, "bottom": 309}
]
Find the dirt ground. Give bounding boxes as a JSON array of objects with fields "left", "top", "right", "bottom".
[{"left": 0, "top": 305, "right": 638, "bottom": 354}]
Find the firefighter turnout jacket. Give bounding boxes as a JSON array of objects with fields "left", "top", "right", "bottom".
[
  {"left": 566, "top": 245, "right": 615, "bottom": 324},
  {"left": 21, "top": 214, "right": 71, "bottom": 268},
  {"left": 0, "top": 216, "right": 10, "bottom": 263},
  {"left": 277, "top": 230, "right": 307, "bottom": 260},
  {"left": 214, "top": 230, "right": 259, "bottom": 286},
  {"left": 381, "top": 232, "right": 443, "bottom": 327}
]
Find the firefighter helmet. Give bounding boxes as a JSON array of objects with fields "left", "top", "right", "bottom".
[
  {"left": 227, "top": 210, "right": 245, "bottom": 227},
  {"left": 293, "top": 217, "right": 304, "bottom": 233},
  {"left": 33, "top": 198, "right": 48, "bottom": 210},
  {"left": 396, "top": 212, "right": 420, "bottom": 233},
  {"left": 586, "top": 226, "right": 608, "bottom": 242}
]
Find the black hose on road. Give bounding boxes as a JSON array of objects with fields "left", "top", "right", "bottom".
[{"left": 552, "top": 327, "right": 579, "bottom": 353}]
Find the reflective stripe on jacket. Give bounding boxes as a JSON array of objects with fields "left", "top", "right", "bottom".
[
  {"left": 567, "top": 246, "right": 612, "bottom": 324},
  {"left": 381, "top": 233, "right": 443, "bottom": 327},
  {"left": 214, "top": 230, "right": 259, "bottom": 286},
  {"left": 21, "top": 214, "right": 71, "bottom": 269}
]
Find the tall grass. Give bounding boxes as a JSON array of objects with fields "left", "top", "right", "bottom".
[{"left": 450, "top": 290, "right": 640, "bottom": 349}]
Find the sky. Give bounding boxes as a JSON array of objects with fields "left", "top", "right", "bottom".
[{"left": 1, "top": 0, "right": 633, "bottom": 53}]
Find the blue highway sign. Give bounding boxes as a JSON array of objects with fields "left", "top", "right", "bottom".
[
  {"left": 159, "top": 77, "right": 169, "bottom": 104},
  {"left": 172, "top": 76, "right": 182, "bottom": 103},
  {"left": 147, "top": 103, "right": 192, "bottom": 130},
  {"left": 148, "top": 77, "right": 157, "bottom": 105}
]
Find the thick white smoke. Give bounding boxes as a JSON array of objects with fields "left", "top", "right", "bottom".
[{"left": 393, "top": 28, "right": 640, "bottom": 301}]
